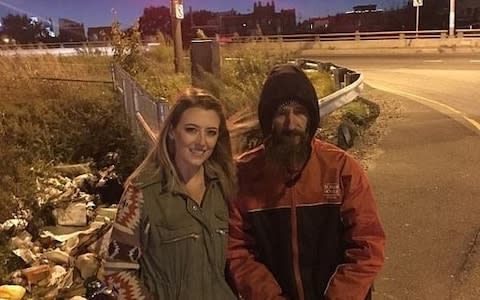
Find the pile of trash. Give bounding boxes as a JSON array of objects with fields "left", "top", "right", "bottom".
[{"left": 0, "top": 156, "right": 124, "bottom": 300}]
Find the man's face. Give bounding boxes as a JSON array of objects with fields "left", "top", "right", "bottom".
[
  {"left": 272, "top": 101, "right": 308, "bottom": 143},
  {"left": 266, "top": 101, "right": 310, "bottom": 171}
]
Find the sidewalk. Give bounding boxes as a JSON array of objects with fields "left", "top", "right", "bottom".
[{"left": 359, "top": 86, "right": 480, "bottom": 299}]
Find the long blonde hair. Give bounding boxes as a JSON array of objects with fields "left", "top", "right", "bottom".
[{"left": 127, "top": 88, "right": 236, "bottom": 198}]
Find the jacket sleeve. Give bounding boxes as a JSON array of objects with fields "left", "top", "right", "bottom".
[
  {"left": 104, "top": 183, "right": 153, "bottom": 300},
  {"left": 227, "top": 200, "right": 289, "bottom": 300},
  {"left": 324, "top": 156, "right": 386, "bottom": 300}
]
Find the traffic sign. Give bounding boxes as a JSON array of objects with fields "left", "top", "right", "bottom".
[
  {"left": 175, "top": 3, "right": 184, "bottom": 19},
  {"left": 413, "top": 0, "right": 423, "bottom": 7}
]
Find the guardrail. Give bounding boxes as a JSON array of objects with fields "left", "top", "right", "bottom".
[
  {"left": 1, "top": 28, "right": 480, "bottom": 52},
  {"left": 226, "top": 30, "right": 450, "bottom": 43},
  {"left": 112, "top": 58, "right": 363, "bottom": 146}
]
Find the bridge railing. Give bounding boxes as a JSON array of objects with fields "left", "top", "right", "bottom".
[
  {"left": 2, "top": 29, "right": 480, "bottom": 51},
  {"left": 226, "top": 30, "right": 453, "bottom": 43}
]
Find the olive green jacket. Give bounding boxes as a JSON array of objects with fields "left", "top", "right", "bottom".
[{"left": 104, "top": 165, "right": 237, "bottom": 300}]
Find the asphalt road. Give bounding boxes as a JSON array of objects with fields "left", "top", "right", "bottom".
[
  {"left": 305, "top": 53, "right": 480, "bottom": 299},
  {"left": 312, "top": 53, "right": 480, "bottom": 131}
]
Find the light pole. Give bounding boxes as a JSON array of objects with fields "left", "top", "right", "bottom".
[
  {"left": 171, "top": 0, "right": 184, "bottom": 73},
  {"left": 449, "top": 0, "right": 455, "bottom": 37}
]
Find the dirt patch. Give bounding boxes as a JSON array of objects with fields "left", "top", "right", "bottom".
[{"left": 321, "top": 85, "right": 404, "bottom": 171}]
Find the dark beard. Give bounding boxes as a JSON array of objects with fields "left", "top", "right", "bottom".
[{"left": 265, "top": 130, "right": 311, "bottom": 173}]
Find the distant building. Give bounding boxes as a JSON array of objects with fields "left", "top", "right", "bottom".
[
  {"left": 87, "top": 26, "right": 112, "bottom": 42},
  {"left": 192, "top": 1, "right": 296, "bottom": 37},
  {"left": 303, "top": 16, "right": 329, "bottom": 33},
  {"left": 351, "top": 4, "right": 379, "bottom": 13},
  {"left": 59, "top": 18, "right": 86, "bottom": 42},
  {"left": 457, "top": 0, "right": 480, "bottom": 28},
  {"left": 327, "top": 4, "right": 384, "bottom": 32}
]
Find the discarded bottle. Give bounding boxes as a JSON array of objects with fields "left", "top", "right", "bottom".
[{"left": 84, "top": 277, "right": 116, "bottom": 300}]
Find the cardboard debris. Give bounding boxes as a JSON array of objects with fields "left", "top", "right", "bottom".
[
  {"left": 54, "top": 202, "right": 88, "bottom": 227},
  {"left": 12, "top": 248, "right": 37, "bottom": 265},
  {"left": 53, "top": 163, "right": 92, "bottom": 177},
  {"left": 21, "top": 265, "right": 51, "bottom": 285},
  {"left": 43, "top": 249, "right": 71, "bottom": 265}
]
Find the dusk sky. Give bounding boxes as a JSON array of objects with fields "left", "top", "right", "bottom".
[{"left": 0, "top": 0, "right": 405, "bottom": 28}]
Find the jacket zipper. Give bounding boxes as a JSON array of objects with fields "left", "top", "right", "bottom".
[
  {"left": 291, "top": 187, "right": 305, "bottom": 300},
  {"left": 162, "top": 233, "right": 200, "bottom": 244}
]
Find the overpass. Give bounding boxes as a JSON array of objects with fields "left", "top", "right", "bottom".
[{"left": 1, "top": 29, "right": 480, "bottom": 57}]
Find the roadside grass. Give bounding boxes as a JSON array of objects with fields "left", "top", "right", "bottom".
[{"left": 0, "top": 55, "right": 143, "bottom": 223}]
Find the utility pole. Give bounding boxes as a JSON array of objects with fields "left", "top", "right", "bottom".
[
  {"left": 171, "top": 0, "right": 184, "bottom": 73},
  {"left": 449, "top": 0, "right": 455, "bottom": 37}
]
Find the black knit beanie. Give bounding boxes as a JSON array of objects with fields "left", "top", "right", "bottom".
[{"left": 258, "top": 64, "right": 319, "bottom": 139}]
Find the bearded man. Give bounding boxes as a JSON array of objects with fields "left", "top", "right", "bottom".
[{"left": 227, "top": 64, "right": 386, "bottom": 300}]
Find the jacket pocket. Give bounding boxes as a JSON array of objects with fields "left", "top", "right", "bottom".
[{"left": 145, "top": 224, "right": 202, "bottom": 285}]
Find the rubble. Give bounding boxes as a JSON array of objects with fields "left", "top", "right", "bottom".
[{"left": 0, "top": 159, "right": 121, "bottom": 299}]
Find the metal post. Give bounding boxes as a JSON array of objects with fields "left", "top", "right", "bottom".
[
  {"left": 171, "top": 0, "right": 184, "bottom": 73},
  {"left": 449, "top": 0, "right": 455, "bottom": 37},
  {"left": 416, "top": 6, "right": 420, "bottom": 37}
]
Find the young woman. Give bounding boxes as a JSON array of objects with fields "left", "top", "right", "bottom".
[{"left": 104, "top": 88, "right": 237, "bottom": 300}]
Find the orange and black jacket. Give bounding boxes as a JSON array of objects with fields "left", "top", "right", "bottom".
[{"left": 227, "top": 139, "right": 386, "bottom": 300}]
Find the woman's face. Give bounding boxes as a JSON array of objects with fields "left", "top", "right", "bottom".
[{"left": 170, "top": 107, "right": 221, "bottom": 172}]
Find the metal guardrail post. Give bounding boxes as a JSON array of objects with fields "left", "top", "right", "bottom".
[
  {"left": 332, "top": 68, "right": 348, "bottom": 90},
  {"left": 133, "top": 90, "right": 139, "bottom": 113},
  {"left": 111, "top": 64, "right": 116, "bottom": 91},
  {"left": 355, "top": 31, "right": 361, "bottom": 41},
  {"left": 122, "top": 79, "right": 129, "bottom": 120},
  {"left": 155, "top": 99, "right": 169, "bottom": 131},
  {"left": 345, "top": 72, "right": 359, "bottom": 86}
]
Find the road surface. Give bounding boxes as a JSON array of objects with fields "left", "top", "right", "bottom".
[{"left": 306, "top": 53, "right": 480, "bottom": 299}]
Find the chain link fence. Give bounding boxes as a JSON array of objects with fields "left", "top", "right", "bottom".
[{"left": 112, "top": 63, "right": 168, "bottom": 144}]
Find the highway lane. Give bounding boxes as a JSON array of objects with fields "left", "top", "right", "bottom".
[
  {"left": 304, "top": 53, "right": 480, "bottom": 299},
  {"left": 307, "top": 53, "right": 480, "bottom": 132}
]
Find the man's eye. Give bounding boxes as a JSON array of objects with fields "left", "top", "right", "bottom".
[{"left": 294, "top": 109, "right": 307, "bottom": 116}]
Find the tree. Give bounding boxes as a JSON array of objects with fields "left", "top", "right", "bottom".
[
  {"left": 138, "top": 6, "right": 172, "bottom": 38},
  {"left": 112, "top": 19, "right": 145, "bottom": 75},
  {"left": 1, "top": 14, "right": 48, "bottom": 44}
]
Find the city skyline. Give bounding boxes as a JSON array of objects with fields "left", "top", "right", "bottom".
[{"left": 0, "top": 0, "right": 405, "bottom": 29}]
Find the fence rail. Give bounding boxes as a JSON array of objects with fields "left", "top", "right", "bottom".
[
  {"left": 226, "top": 30, "right": 457, "bottom": 43},
  {"left": 1, "top": 28, "right": 480, "bottom": 52},
  {"left": 112, "top": 57, "right": 364, "bottom": 145}
]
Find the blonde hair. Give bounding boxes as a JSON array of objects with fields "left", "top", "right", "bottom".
[{"left": 127, "top": 88, "right": 236, "bottom": 198}]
